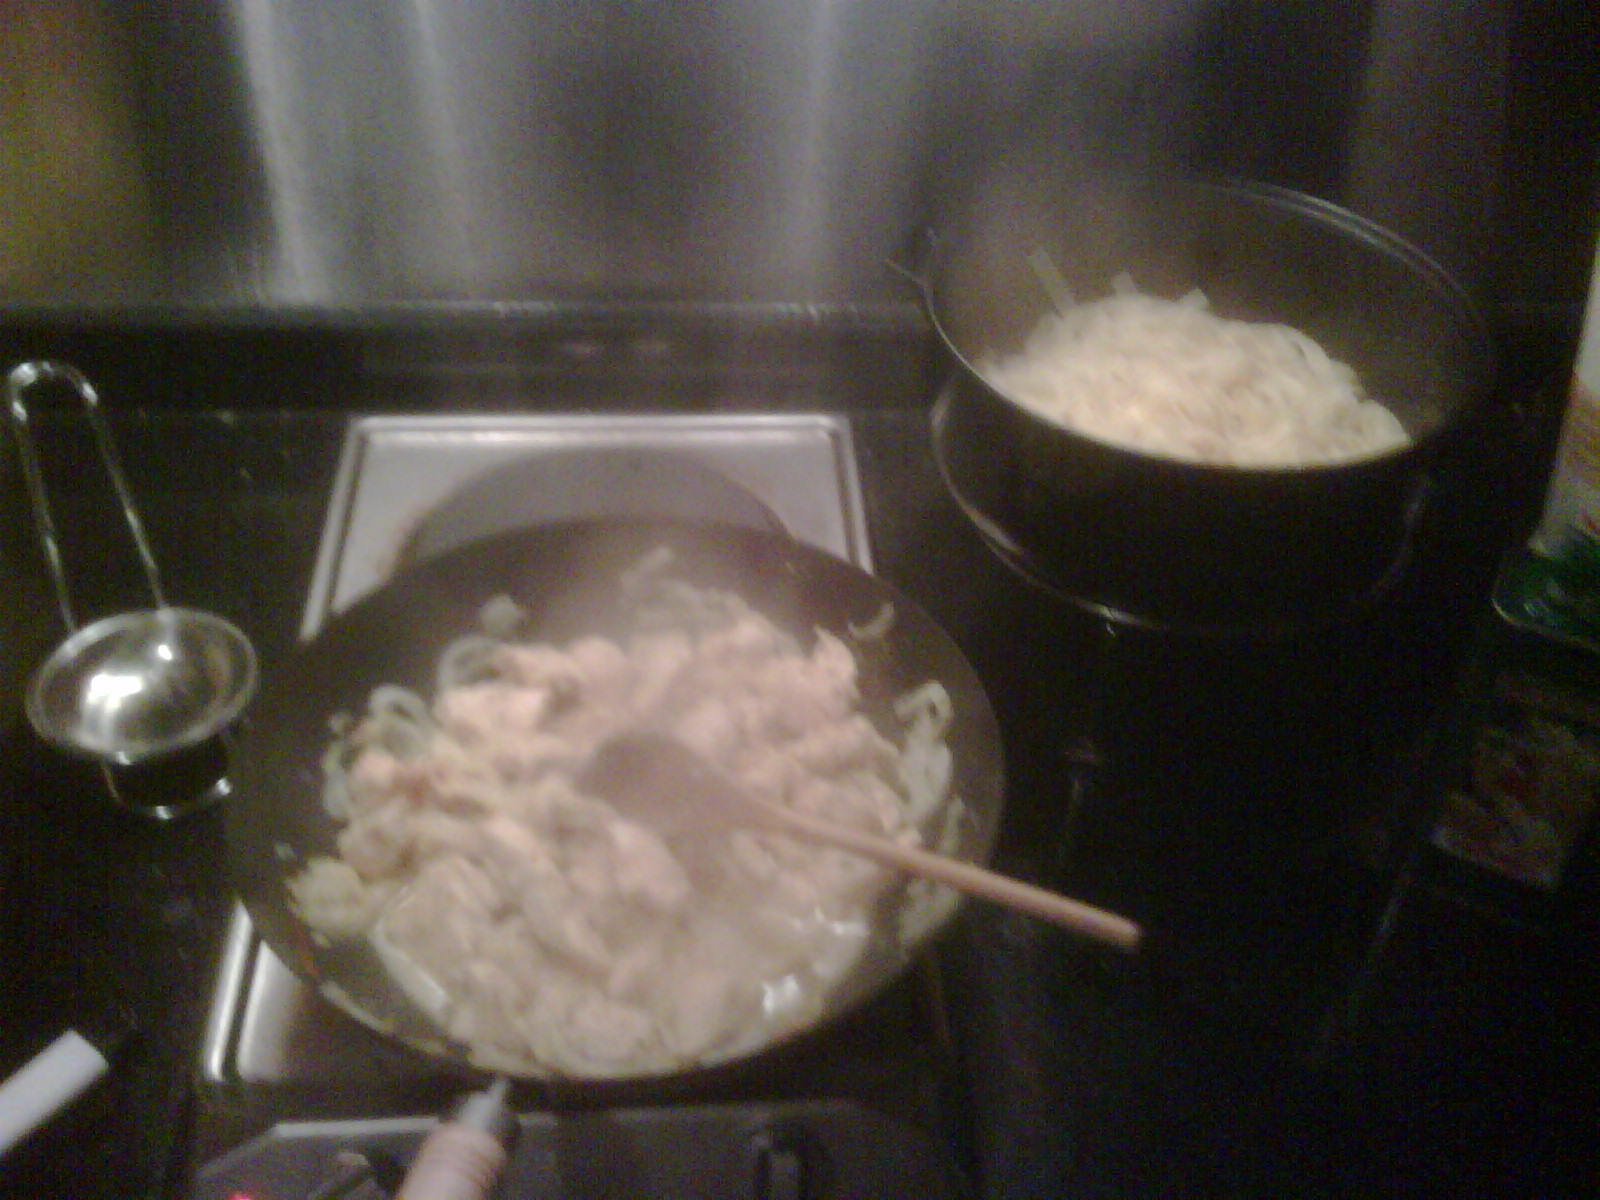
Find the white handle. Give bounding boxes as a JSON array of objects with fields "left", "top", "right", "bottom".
[
  {"left": 397, "top": 1123, "right": 508, "bottom": 1200},
  {"left": 0, "top": 1031, "right": 110, "bottom": 1158}
]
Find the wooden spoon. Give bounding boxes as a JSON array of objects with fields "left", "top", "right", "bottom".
[{"left": 581, "top": 729, "right": 1142, "bottom": 953}]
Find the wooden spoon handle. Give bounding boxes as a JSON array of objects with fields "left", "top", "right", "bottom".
[{"left": 772, "top": 806, "right": 1142, "bottom": 953}]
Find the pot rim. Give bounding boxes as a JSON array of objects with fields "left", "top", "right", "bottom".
[{"left": 913, "top": 175, "right": 1497, "bottom": 478}]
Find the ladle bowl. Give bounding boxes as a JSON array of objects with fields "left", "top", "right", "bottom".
[
  {"left": 26, "top": 607, "right": 259, "bottom": 766},
  {"left": 6, "top": 360, "right": 260, "bottom": 814}
]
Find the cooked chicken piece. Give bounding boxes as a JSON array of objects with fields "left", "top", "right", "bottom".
[{"left": 292, "top": 576, "right": 950, "bottom": 1078}]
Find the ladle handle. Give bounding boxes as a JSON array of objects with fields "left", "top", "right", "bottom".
[
  {"left": 5, "top": 360, "right": 169, "bottom": 632},
  {"left": 772, "top": 804, "right": 1143, "bottom": 953}
]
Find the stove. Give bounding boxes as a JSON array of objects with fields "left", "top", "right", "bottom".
[{"left": 187, "top": 414, "right": 971, "bottom": 1199}]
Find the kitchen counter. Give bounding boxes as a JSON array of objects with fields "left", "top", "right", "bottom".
[{"left": 0, "top": 325, "right": 1592, "bottom": 1198}]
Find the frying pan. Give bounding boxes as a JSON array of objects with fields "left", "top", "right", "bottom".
[{"left": 225, "top": 518, "right": 1004, "bottom": 1084}]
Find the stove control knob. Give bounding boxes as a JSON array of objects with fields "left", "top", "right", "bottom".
[{"left": 752, "top": 1126, "right": 808, "bottom": 1200}]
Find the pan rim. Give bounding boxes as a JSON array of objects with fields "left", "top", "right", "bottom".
[{"left": 224, "top": 516, "right": 1005, "bottom": 1086}]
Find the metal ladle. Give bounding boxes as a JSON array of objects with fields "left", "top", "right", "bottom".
[{"left": 6, "top": 361, "right": 258, "bottom": 816}]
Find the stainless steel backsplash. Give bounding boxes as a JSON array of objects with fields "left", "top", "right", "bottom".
[
  {"left": 4, "top": 0, "right": 967, "bottom": 309},
  {"left": 0, "top": 0, "right": 1215, "bottom": 314},
  {"left": 0, "top": 1, "right": 1593, "bottom": 319}
]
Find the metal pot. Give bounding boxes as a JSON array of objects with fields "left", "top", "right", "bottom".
[
  {"left": 920, "top": 175, "right": 1496, "bottom": 633},
  {"left": 225, "top": 519, "right": 1003, "bottom": 1086}
]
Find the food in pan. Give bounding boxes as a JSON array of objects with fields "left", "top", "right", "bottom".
[
  {"left": 979, "top": 276, "right": 1411, "bottom": 467},
  {"left": 286, "top": 550, "right": 959, "bottom": 1077}
]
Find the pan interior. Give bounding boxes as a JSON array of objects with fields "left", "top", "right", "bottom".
[
  {"left": 225, "top": 519, "right": 1003, "bottom": 1083},
  {"left": 930, "top": 174, "right": 1490, "bottom": 447}
]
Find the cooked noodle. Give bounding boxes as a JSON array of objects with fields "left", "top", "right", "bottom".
[{"left": 980, "top": 276, "right": 1410, "bottom": 467}]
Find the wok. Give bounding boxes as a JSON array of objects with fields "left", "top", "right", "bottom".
[{"left": 225, "top": 518, "right": 1004, "bottom": 1084}]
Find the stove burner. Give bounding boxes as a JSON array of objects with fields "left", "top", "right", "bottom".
[
  {"left": 305, "top": 414, "right": 872, "bottom": 626},
  {"left": 401, "top": 446, "right": 785, "bottom": 564}
]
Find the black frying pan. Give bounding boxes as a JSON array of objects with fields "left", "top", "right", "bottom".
[{"left": 225, "top": 518, "right": 1004, "bottom": 1083}]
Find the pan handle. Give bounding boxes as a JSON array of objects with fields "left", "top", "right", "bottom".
[{"left": 396, "top": 1076, "right": 517, "bottom": 1200}]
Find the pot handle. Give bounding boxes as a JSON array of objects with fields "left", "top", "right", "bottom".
[
  {"left": 884, "top": 255, "right": 929, "bottom": 300},
  {"left": 1367, "top": 469, "right": 1435, "bottom": 607},
  {"left": 884, "top": 225, "right": 944, "bottom": 297}
]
